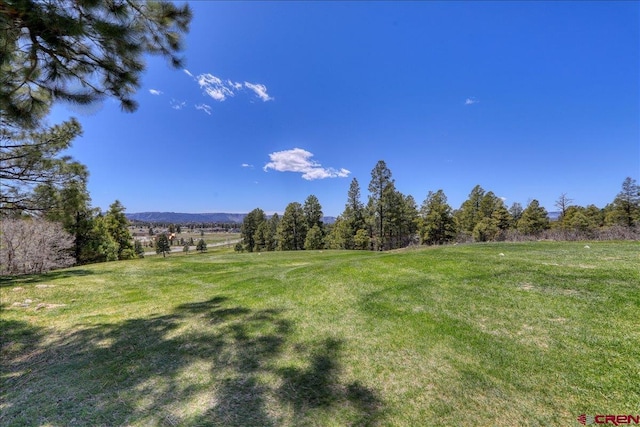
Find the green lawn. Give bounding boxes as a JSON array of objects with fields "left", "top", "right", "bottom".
[{"left": 1, "top": 242, "right": 638, "bottom": 426}]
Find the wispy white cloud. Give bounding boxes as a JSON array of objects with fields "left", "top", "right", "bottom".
[
  {"left": 171, "top": 99, "right": 186, "bottom": 110},
  {"left": 197, "top": 73, "right": 236, "bottom": 101},
  {"left": 241, "top": 163, "right": 254, "bottom": 168},
  {"left": 187, "top": 71, "right": 273, "bottom": 104},
  {"left": 183, "top": 69, "right": 194, "bottom": 78},
  {"left": 149, "top": 89, "right": 163, "bottom": 96},
  {"left": 195, "top": 103, "right": 212, "bottom": 115},
  {"left": 263, "top": 148, "right": 350, "bottom": 181},
  {"left": 465, "top": 97, "right": 479, "bottom": 105},
  {"left": 228, "top": 80, "right": 243, "bottom": 90},
  {"left": 244, "top": 82, "right": 273, "bottom": 102}
]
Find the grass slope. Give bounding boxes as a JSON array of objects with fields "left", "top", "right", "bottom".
[{"left": 1, "top": 242, "right": 638, "bottom": 426}]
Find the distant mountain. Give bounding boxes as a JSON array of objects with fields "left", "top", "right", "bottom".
[
  {"left": 126, "top": 212, "right": 336, "bottom": 224},
  {"left": 126, "top": 212, "right": 246, "bottom": 224},
  {"left": 547, "top": 211, "right": 561, "bottom": 221},
  {"left": 128, "top": 210, "right": 557, "bottom": 225}
]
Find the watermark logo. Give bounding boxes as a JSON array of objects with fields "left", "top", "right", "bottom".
[
  {"left": 578, "top": 414, "right": 595, "bottom": 425},
  {"left": 577, "top": 414, "right": 640, "bottom": 426}
]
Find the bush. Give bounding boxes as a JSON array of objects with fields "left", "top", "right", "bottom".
[{"left": 1, "top": 219, "right": 75, "bottom": 275}]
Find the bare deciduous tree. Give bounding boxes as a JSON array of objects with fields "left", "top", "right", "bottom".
[
  {"left": 1, "top": 219, "right": 74, "bottom": 275},
  {"left": 554, "top": 193, "right": 573, "bottom": 221}
]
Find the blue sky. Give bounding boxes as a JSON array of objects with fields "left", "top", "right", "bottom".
[{"left": 52, "top": 1, "right": 639, "bottom": 216}]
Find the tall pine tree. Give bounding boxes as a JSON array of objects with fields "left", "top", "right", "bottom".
[{"left": 368, "top": 160, "right": 393, "bottom": 250}]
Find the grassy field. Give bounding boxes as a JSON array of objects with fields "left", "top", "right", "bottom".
[
  {"left": 138, "top": 232, "right": 241, "bottom": 254},
  {"left": 1, "top": 242, "right": 638, "bottom": 426},
  {"left": 165, "top": 232, "right": 241, "bottom": 246}
]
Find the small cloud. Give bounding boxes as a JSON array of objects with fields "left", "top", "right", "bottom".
[
  {"left": 183, "top": 69, "right": 194, "bottom": 78},
  {"left": 465, "top": 97, "right": 479, "bottom": 105},
  {"left": 263, "top": 148, "right": 350, "bottom": 181},
  {"left": 500, "top": 196, "right": 507, "bottom": 202},
  {"left": 197, "top": 73, "right": 239, "bottom": 102},
  {"left": 244, "top": 82, "right": 273, "bottom": 102},
  {"left": 171, "top": 99, "right": 186, "bottom": 110},
  {"left": 149, "top": 89, "right": 163, "bottom": 96},
  {"left": 228, "top": 80, "right": 243, "bottom": 90},
  {"left": 241, "top": 163, "right": 254, "bottom": 168},
  {"left": 195, "top": 103, "right": 212, "bottom": 115}
]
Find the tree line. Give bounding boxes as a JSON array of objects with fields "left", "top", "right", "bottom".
[{"left": 238, "top": 160, "right": 640, "bottom": 253}]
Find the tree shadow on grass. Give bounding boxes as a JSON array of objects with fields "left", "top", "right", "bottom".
[
  {"left": 0, "top": 269, "right": 96, "bottom": 288},
  {"left": 275, "top": 338, "right": 383, "bottom": 426},
  {"left": 1, "top": 297, "right": 383, "bottom": 426}
]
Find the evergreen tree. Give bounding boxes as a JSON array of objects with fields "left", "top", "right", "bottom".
[
  {"left": 604, "top": 177, "right": 640, "bottom": 228},
  {"left": 1, "top": 0, "right": 192, "bottom": 128},
  {"left": 35, "top": 178, "right": 94, "bottom": 261},
  {"left": 335, "top": 178, "right": 366, "bottom": 249},
  {"left": 87, "top": 215, "right": 119, "bottom": 262},
  {"left": 1, "top": 118, "right": 86, "bottom": 212},
  {"left": 196, "top": 239, "right": 207, "bottom": 252},
  {"left": 455, "top": 185, "right": 485, "bottom": 237},
  {"left": 104, "top": 200, "right": 134, "bottom": 259},
  {"left": 419, "top": 190, "right": 456, "bottom": 245},
  {"left": 325, "top": 217, "right": 351, "bottom": 249},
  {"left": 382, "top": 188, "right": 418, "bottom": 249},
  {"left": 303, "top": 195, "right": 324, "bottom": 230},
  {"left": 253, "top": 221, "right": 268, "bottom": 252},
  {"left": 344, "top": 178, "right": 365, "bottom": 234},
  {"left": 517, "top": 200, "right": 550, "bottom": 235},
  {"left": 584, "top": 204, "right": 605, "bottom": 228},
  {"left": 491, "top": 201, "right": 512, "bottom": 233},
  {"left": 353, "top": 228, "right": 371, "bottom": 250},
  {"left": 472, "top": 217, "right": 500, "bottom": 242},
  {"left": 368, "top": 160, "right": 394, "bottom": 250},
  {"left": 156, "top": 234, "right": 171, "bottom": 257},
  {"left": 241, "top": 208, "right": 266, "bottom": 252},
  {"left": 304, "top": 224, "right": 325, "bottom": 250},
  {"left": 278, "top": 202, "right": 307, "bottom": 251},
  {"left": 266, "top": 213, "right": 280, "bottom": 251},
  {"left": 400, "top": 194, "right": 419, "bottom": 247},
  {"left": 564, "top": 207, "right": 597, "bottom": 234},
  {"left": 472, "top": 191, "right": 511, "bottom": 241},
  {"left": 2, "top": 1, "right": 192, "bottom": 214},
  {"left": 479, "top": 191, "right": 499, "bottom": 218}
]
